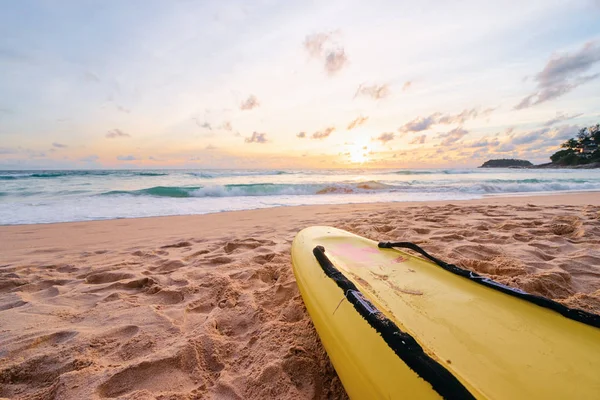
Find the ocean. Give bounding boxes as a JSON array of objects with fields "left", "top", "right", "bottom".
[{"left": 1, "top": 168, "right": 599, "bottom": 225}]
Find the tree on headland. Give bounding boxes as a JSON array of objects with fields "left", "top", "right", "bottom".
[{"left": 550, "top": 124, "right": 600, "bottom": 165}]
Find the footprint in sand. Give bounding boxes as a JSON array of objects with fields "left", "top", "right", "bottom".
[
  {"left": 206, "top": 256, "right": 234, "bottom": 265},
  {"left": 148, "top": 289, "right": 185, "bottom": 305},
  {"left": 452, "top": 244, "right": 501, "bottom": 261},
  {"left": 223, "top": 239, "right": 275, "bottom": 254},
  {"left": 85, "top": 272, "right": 135, "bottom": 284},
  {"left": 97, "top": 352, "right": 199, "bottom": 398},
  {"left": 0, "top": 295, "right": 28, "bottom": 311},
  {"left": 208, "top": 306, "right": 257, "bottom": 337},
  {"left": 186, "top": 298, "right": 216, "bottom": 314},
  {"left": 150, "top": 259, "right": 186, "bottom": 273},
  {"left": 87, "top": 277, "right": 156, "bottom": 293},
  {"left": 183, "top": 249, "right": 210, "bottom": 261},
  {"left": 252, "top": 253, "right": 276, "bottom": 265},
  {"left": 160, "top": 241, "right": 192, "bottom": 249},
  {"left": 14, "top": 330, "right": 79, "bottom": 353},
  {"left": 516, "top": 269, "right": 574, "bottom": 299},
  {"left": 12, "top": 279, "right": 71, "bottom": 293},
  {"left": 549, "top": 216, "right": 584, "bottom": 237},
  {"left": 0, "top": 354, "right": 90, "bottom": 391}
]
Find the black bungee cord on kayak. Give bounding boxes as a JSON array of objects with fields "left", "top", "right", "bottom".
[
  {"left": 379, "top": 241, "right": 600, "bottom": 329},
  {"left": 313, "top": 245, "right": 476, "bottom": 400}
]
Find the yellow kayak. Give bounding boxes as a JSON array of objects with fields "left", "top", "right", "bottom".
[{"left": 291, "top": 226, "right": 600, "bottom": 399}]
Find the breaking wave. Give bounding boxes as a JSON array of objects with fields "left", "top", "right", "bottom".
[
  {"left": 100, "top": 179, "right": 600, "bottom": 198},
  {"left": 0, "top": 171, "right": 169, "bottom": 180},
  {"left": 102, "top": 181, "right": 397, "bottom": 198}
]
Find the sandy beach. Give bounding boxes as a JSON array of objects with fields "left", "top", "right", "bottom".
[{"left": 1, "top": 193, "right": 599, "bottom": 399}]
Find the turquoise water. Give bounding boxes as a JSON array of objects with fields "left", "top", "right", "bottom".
[{"left": 1, "top": 168, "right": 599, "bottom": 225}]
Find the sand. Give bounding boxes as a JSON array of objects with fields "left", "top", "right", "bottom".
[{"left": 1, "top": 193, "right": 599, "bottom": 399}]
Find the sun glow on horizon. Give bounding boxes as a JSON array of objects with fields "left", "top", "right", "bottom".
[{"left": 347, "top": 140, "right": 372, "bottom": 164}]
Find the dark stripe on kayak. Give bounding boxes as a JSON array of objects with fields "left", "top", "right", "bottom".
[
  {"left": 313, "top": 245, "right": 475, "bottom": 400},
  {"left": 379, "top": 241, "right": 600, "bottom": 329}
]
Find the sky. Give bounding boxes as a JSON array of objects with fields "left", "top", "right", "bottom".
[{"left": 1, "top": 0, "right": 600, "bottom": 169}]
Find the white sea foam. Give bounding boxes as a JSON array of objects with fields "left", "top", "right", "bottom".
[{"left": 1, "top": 168, "right": 599, "bottom": 224}]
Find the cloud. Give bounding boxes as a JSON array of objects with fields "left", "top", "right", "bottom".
[
  {"left": 324, "top": 48, "right": 348, "bottom": 75},
  {"left": 515, "top": 41, "right": 600, "bottom": 109},
  {"left": 83, "top": 71, "right": 100, "bottom": 82},
  {"left": 409, "top": 135, "right": 426, "bottom": 144},
  {"left": 311, "top": 127, "right": 335, "bottom": 140},
  {"left": 542, "top": 112, "right": 583, "bottom": 127},
  {"left": 514, "top": 94, "right": 536, "bottom": 110},
  {"left": 548, "top": 124, "right": 579, "bottom": 141},
  {"left": 221, "top": 121, "right": 232, "bottom": 131},
  {"left": 304, "top": 31, "right": 348, "bottom": 75},
  {"left": 205, "top": 144, "right": 217, "bottom": 150},
  {"left": 508, "top": 124, "right": 579, "bottom": 148},
  {"left": 480, "top": 108, "right": 495, "bottom": 118},
  {"left": 398, "top": 108, "right": 491, "bottom": 133},
  {"left": 116, "top": 105, "right": 131, "bottom": 113},
  {"left": 511, "top": 128, "right": 549, "bottom": 145},
  {"left": 0, "top": 147, "right": 17, "bottom": 155},
  {"left": 245, "top": 132, "right": 268, "bottom": 143},
  {"left": 347, "top": 116, "right": 369, "bottom": 130},
  {"left": 467, "top": 137, "right": 500, "bottom": 148},
  {"left": 193, "top": 118, "right": 212, "bottom": 130},
  {"left": 106, "top": 129, "right": 130, "bottom": 138},
  {"left": 304, "top": 33, "right": 331, "bottom": 58},
  {"left": 376, "top": 132, "right": 395, "bottom": 143},
  {"left": 438, "top": 108, "right": 479, "bottom": 124},
  {"left": 52, "top": 142, "right": 68, "bottom": 148},
  {"left": 117, "top": 155, "right": 138, "bottom": 161},
  {"left": 437, "top": 127, "right": 469, "bottom": 146},
  {"left": 296, "top": 132, "right": 306, "bottom": 138},
  {"left": 80, "top": 155, "right": 99, "bottom": 162},
  {"left": 354, "top": 83, "right": 390, "bottom": 100},
  {"left": 399, "top": 113, "right": 441, "bottom": 132},
  {"left": 402, "top": 81, "right": 412, "bottom": 91},
  {"left": 240, "top": 95, "right": 260, "bottom": 110},
  {"left": 496, "top": 143, "right": 516, "bottom": 152}
]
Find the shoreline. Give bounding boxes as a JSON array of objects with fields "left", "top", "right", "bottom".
[
  {"left": 1, "top": 192, "right": 599, "bottom": 399},
  {"left": 3, "top": 190, "right": 600, "bottom": 228}
]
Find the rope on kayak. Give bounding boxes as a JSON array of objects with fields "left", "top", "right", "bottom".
[
  {"left": 313, "top": 245, "right": 476, "bottom": 400},
  {"left": 379, "top": 241, "right": 600, "bottom": 329}
]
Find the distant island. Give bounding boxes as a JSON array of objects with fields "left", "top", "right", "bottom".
[
  {"left": 481, "top": 123, "right": 599, "bottom": 169},
  {"left": 480, "top": 159, "right": 533, "bottom": 168}
]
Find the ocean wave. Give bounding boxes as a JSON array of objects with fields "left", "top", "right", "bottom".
[
  {"left": 472, "top": 182, "right": 600, "bottom": 193},
  {"left": 386, "top": 169, "right": 476, "bottom": 175},
  {"left": 102, "top": 181, "right": 397, "bottom": 198},
  {"left": 105, "top": 186, "right": 201, "bottom": 198},
  {"left": 0, "top": 171, "right": 169, "bottom": 180},
  {"left": 136, "top": 172, "right": 169, "bottom": 176},
  {"left": 186, "top": 170, "right": 294, "bottom": 179},
  {"left": 98, "top": 178, "right": 600, "bottom": 198},
  {"left": 414, "top": 181, "right": 600, "bottom": 194},
  {"left": 386, "top": 170, "right": 435, "bottom": 175}
]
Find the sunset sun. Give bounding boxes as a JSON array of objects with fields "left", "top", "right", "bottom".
[{"left": 348, "top": 142, "right": 372, "bottom": 164}]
